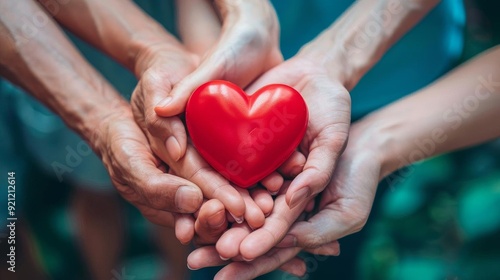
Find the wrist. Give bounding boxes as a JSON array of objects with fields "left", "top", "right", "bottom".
[
  {"left": 349, "top": 112, "right": 404, "bottom": 181},
  {"left": 129, "top": 28, "right": 188, "bottom": 77},
  {"left": 75, "top": 97, "right": 132, "bottom": 156},
  {"left": 296, "top": 30, "right": 372, "bottom": 91}
]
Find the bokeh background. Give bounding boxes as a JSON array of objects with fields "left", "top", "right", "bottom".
[{"left": 1, "top": 0, "right": 499, "bottom": 279}]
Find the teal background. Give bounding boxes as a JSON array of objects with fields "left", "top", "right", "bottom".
[{"left": 0, "top": 0, "right": 499, "bottom": 279}]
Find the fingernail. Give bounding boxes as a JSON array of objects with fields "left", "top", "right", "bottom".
[
  {"left": 242, "top": 256, "right": 254, "bottom": 262},
  {"left": 230, "top": 212, "right": 244, "bottom": 224},
  {"left": 289, "top": 187, "right": 311, "bottom": 209},
  {"left": 277, "top": 234, "right": 297, "bottom": 248},
  {"left": 208, "top": 211, "right": 226, "bottom": 228},
  {"left": 187, "top": 263, "right": 198, "bottom": 271},
  {"left": 175, "top": 185, "right": 202, "bottom": 212},
  {"left": 269, "top": 190, "right": 279, "bottom": 196},
  {"left": 166, "top": 136, "right": 181, "bottom": 161},
  {"left": 219, "top": 255, "right": 230, "bottom": 261},
  {"left": 156, "top": 96, "right": 173, "bottom": 108}
]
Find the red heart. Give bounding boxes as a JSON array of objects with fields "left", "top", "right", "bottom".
[{"left": 186, "top": 80, "right": 308, "bottom": 188}]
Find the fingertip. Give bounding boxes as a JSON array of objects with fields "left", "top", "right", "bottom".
[
  {"left": 175, "top": 214, "right": 195, "bottom": 245},
  {"left": 175, "top": 185, "right": 203, "bottom": 213},
  {"left": 223, "top": 189, "right": 246, "bottom": 223},
  {"left": 250, "top": 188, "right": 274, "bottom": 216},
  {"left": 279, "top": 151, "right": 306, "bottom": 178},
  {"left": 166, "top": 136, "right": 182, "bottom": 161},
  {"left": 154, "top": 99, "right": 186, "bottom": 117},
  {"left": 260, "top": 172, "right": 284, "bottom": 195}
]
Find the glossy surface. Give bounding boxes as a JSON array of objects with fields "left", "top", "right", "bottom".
[{"left": 186, "top": 80, "right": 308, "bottom": 188}]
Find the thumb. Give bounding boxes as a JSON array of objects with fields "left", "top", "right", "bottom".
[{"left": 154, "top": 57, "right": 221, "bottom": 117}]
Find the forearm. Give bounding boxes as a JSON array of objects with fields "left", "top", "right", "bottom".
[
  {"left": 299, "top": 0, "right": 439, "bottom": 90},
  {"left": 37, "top": 0, "right": 181, "bottom": 76},
  {"left": 358, "top": 46, "right": 500, "bottom": 177},
  {"left": 0, "top": 1, "right": 129, "bottom": 149}
]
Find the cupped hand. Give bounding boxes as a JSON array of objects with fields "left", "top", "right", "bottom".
[
  {"left": 153, "top": 0, "right": 285, "bottom": 195},
  {"left": 131, "top": 44, "right": 252, "bottom": 230},
  {"left": 191, "top": 119, "right": 383, "bottom": 279},
  {"left": 246, "top": 56, "right": 351, "bottom": 208},
  {"left": 186, "top": 53, "right": 352, "bottom": 278}
]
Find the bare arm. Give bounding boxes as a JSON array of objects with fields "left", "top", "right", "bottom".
[
  {"left": 0, "top": 0, "right": 204, "bottom": 228},
  {"left": 300, "top": 0, "right": 440, "bottom": 89},
  {"left": 0, "top": 0, "right": 128, "bottom": 143},
  {"left": 365, "top": 45, "right": 500, "bottom": 177},
  {"left": 37, "top": 0, "right": 181, "bottom": 76}
]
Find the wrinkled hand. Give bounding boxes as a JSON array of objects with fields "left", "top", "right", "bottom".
[
  {"left": 94, "top": 107, "right": 203, "bottom": 227},
  {"left": 131, "top": 44, "right": 270, "bottom": 240},
  {"left": 129, "top": 0, "right": 285, "bottom": 241},
  {"left": 151, "top": 0, "right": 286, "bottom": 193}
]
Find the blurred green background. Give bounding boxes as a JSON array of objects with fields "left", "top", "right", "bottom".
[{"left": 1, "top": 0, "right": 499, "bottom": 279}]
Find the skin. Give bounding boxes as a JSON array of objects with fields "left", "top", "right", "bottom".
[
  {"left": 181, "top": 0, "right": 450, "bottom": 278},
  {"left": 0, "top": 0, "right": 198, "bottom": 227},
  {"left": 0, "top": 0, "right": 294, "bottom": 241},
  {"left": 191, "top": 45, "right": 500, "bottom": 279}
]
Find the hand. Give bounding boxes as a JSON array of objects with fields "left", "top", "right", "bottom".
[
  {"left": 131, "top": 44, "right": 251, "bottom": 232},
  {"left": 160, "top": 0, "right": 283, "bottom": 116},
  {"left": 246, "top": 55, "right": 351, "bottom": 208},
  {"left": 94, "top": 107, "right": 203, "bottom": 227},
  {"left": 277, "top": 120, "right": 382, "bottom": 251},
  {"left": 185, "top": 53, "right": 352, "bottom": 277},
  {"left": 187, "top": 120, "right": 379, "bottom": 279},
  {"left": 153, "top": 0, "right": 286, "bottom": 194},
  {"left": 214, "top": 54, "right": 351, "bottom": 261}
]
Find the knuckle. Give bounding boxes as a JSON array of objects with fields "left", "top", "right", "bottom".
[
  {"left": 300, "top": 233, "right": 327, "bottom": 249},
  {"left": 142, "top": 177, "right": 171, "bottom": 209}
]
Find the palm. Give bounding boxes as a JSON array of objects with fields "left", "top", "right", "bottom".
[{"left": 246, "top": 56, "right": 351, "bottom": 202}]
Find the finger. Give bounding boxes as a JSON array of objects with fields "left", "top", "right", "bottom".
[
  {"left": 177, "top": 146, "right": 246, "bottom": 223},
  {"left": 216, "top": 223, "right": 252, "bottom": 260},
  {"left": 175, "top": 213, "right": 195, "bottom": 245},
  {"left": 238, "top": 188, "right": 265, "bottom": 230},
  {"left": 260, "top": 171, "right": 283, "bottom": 195},
  {"left": 303, "top": 241, "right": 341, "bottom": 256},
  {"left": 286, "top": 132, "right": 346, "bottom": 208},
  {"left": 239, "top": 194, "right": 310, "bottom": 261},
  {"left": 116, "top": 156, "right": 203, "bottom": 214},
  {"left": 187, "top": 246, "right": 230, "bottom": 270},
  {"left": 278, "top": 209, "right": 353, "bottom": 250},
  {"left": 279, "top": 256, "right": 307, "bottom": 277},
  {"left": 135, "top": 69, "right": 188, "bottom": 160},
  {"left": 278, "top": 150, "right": 306, "bottom": 178},
  {"left": 156, "top": 4, "right": 282, "bottom": 117},
  {"left": 305, "top": 198, "right": 315, "bottom": 213},
  {"left": 249, "top": 187, "right": 273, "bottom": 216},
  {"left": 214, "top": 247, "right": 302, "bottom": 280},
  {"left": 194, "top": 199, "right": 227, "bottom": 245}
]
